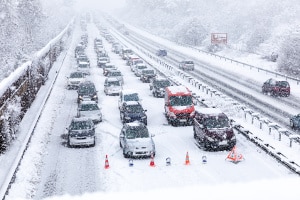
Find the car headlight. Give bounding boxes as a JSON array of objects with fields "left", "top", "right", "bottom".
[
  {"left": 190, "top": 111, "right": 195, "bottom": 117},
  {"left": 142, "top": 116, "right": 147, "bottom": 119},
  {"left": 230, "top": 135, "right": 236, "bottom": 140},
  {"left": 125, "top": 116, "right": 131, "bottom": 120}
]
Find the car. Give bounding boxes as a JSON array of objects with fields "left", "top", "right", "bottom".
[
  {"left": 140, "top": 69, "right": 156, "bottom": 83},
  {"left": 290, "top": 114, "right": 300, "bottom": 129},
  {"left": 119, "top": 121, "right": 155, "bottom": 158},
  {"left": 77, "top": 62, "right": 90, "bottom": 75},
  {"left": 118, "top": 89, "right": 141, "bottom": 110},
  {"left": 156, "top": 49, "right": 167, "bottom": 56},
  {"left": 97, "top": 56, "right": 110, "bottom": 68},
  {"left": 75, "top": 44, "right": 85, "bottom": 58},
  {"left": 77, "top": 81, "right": 98, "bottom": 103},
  {"left": 262, "top": 78, "right": 290, "bottom": 97},
  {"left": 179, "top": 60, "right": 194, "bottom": 71},
  {"left": 193, "top": 108, "right": 236, "bottom": 151},
  {"left": 150, "top": 78, "right": 172, "bottom": 97},
  {"left": 106, "top": 69, "right": 124, "bottom": 85},
  {"left": 119, "top": 101, "right": 147, "bottom": 125},
  {"left": 66, "top": 117, "right": 96, "bottom": 147},
  {"left": 130, "top": 59, "right": 144, "bottom": 72},
  {"left": 77, "top": 100, "right": 102, "bottom": 123},
  {"left": 76, "top": 55, "right": 90, "bottom": 66},
  {"left": 104, "top": 77, "right": 122, "bottom": 96},
  {"left": 134, "top": 64, "right": 148, "bottom": 77},
  {"left": 102, "top": 64, "right": 117, "bottom": 76},
  {"left": 67, "top": 71, "right": 85, "bottom": 89}
]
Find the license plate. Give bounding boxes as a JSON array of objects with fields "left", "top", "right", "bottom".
[
  {"left": 219, "top": 140, "right": 228, "bottom": 145},
  {"left": 179, "top": 119, "right": 187, "bottom": 122}
]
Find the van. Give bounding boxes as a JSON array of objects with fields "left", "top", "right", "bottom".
[
  {"left": 193, "top": 108, "right": 236, "bottom": 151},
  {"left": 164, "top": 86, "right": 195, "bottom": 126}
]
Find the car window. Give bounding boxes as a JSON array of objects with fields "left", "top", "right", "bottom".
[
  {"left": 125, "top": 104, "right": 144, "bottom": 112},
  {"left": 155, "top": 80, "right": 170, "bottom": 87},
  {"left": 107, "top": 81, "right": 120, "bottom": 86},
  {"left": 169, "top": 96, "right": 192, "bottom": 106},
  {"left": 70, "top": 120, "right": 93, "bottom": 130},
  {"left": 70, "top": 73, "right": 83, "bottom": 78},
  {"left": 79, "top": 104, "right": 99, "bottom": 111},
  {"left": 124, "top": 94, "right": 139, "bottom": 101},
  {"left": 276, "top": 81, "right": 289, "bottom": 87},
  {"left": 126, "top": 127, "right": 149, "bottom": 139},
  {"left": 202, "top": 116, "right": 230, "bottom": 129}
]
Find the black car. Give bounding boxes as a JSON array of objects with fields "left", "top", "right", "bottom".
[
  {"left": 140, "top": 69, "right": 156, "bottom": 83},
  {"left": 77, "top": 81, "right": 98, "bottom": 103},
  {"left": 193, "top": 108, "right": 236, "bottom": 151},
  {"left": 150, "top": 78, "right": 171, "bottom": 97},
  {"left": 120, "top": 101, "right": 147, "bottom": 125},
  {"left": 262, "top": 78, "right": 290, "bottom": 97},
  {"left": 290, "top": 114, "right": 300, "bottom": 129}
]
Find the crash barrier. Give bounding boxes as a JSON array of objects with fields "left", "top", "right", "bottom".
[{"left": 105, "top": 22, "right": 300, "bottom": 175}]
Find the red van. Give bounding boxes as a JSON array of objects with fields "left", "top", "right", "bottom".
[{"left": 164, "top": 86, "right": 195, "bottom": 126}]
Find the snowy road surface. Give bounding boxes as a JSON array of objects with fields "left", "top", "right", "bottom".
[{"left": 4, "top": 20, "right": 300, "bottom": 200}]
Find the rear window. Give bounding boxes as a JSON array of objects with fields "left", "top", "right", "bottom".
[{"left": 276, "top": 81, "right": 289, "bottom": 87}]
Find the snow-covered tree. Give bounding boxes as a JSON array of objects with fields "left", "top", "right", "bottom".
[
  {"left": 277, "top": 32, "right": 300, "bottom": 75},
  {"left": 1, "top": 97, "right": 23, "bottom": 150}
]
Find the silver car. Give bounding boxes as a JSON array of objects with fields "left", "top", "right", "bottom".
[
  {"left": 77, "top": 101, "right": 102, "bottom": 123},
  {"left": 119, "top": 121, "right": 155, "bottom": 158},
  {"left": 67, "top": 71, "right": 85, "bottom": 89},
  {"left": 106, "top": 69, "right": 124, "bottom": 85},
  {"left": 104, "top": 77, "right": 122, "bottom": 96},
  {"left": 67, "top": 117, "right": 95, "bottom": 147}
]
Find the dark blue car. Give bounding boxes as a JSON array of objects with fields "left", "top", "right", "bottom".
[
  {"left": 156, "top": 49, "right": 167, "bottom": 56},
  {"left": 290, "top": 114, "right": 300, "bottom": 129},
  {"left": 120, "top": 101, "right": 147, "bottom": 125}
]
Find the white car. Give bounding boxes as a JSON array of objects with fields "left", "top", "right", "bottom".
[
  {"left": 67, "top": 71, "right": 85, "bottom": 89},
  {"left": 77, "top": 61, "right": 90, "bottom": 75},
  {"left": 119, "top": 121, "right": 155, "bottom": 158},
  {"left": 104, "top": 77, "right": 122, "bottom": 96},
  {"left": 106, "top": 69, "right": 124, "bottom": 85},
  {"left": 134, "top": 64, "right": 148, "bottom": 77},
  {"left": 67, "top": 117, "right": 95, "bottom": 147},
  {"left": 77, "top": 101, "right": 102, "bottom": 124}
]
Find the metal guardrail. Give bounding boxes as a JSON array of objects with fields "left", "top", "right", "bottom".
[{"left": 176, "top": 43, "right": 300, "bottom": 85}]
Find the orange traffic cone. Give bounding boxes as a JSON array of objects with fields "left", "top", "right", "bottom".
[
  {"left": 149, "top": 154, "right": 155, "bottom": 167},
  {"left": 185, "top": 152, "right": 190, "bottom": 165},
  {"left": 104, "top": 155, "right": 110, "bottom": 169},
  {"left": 226, "top": 146, "right": 244, "bottom": 164}
]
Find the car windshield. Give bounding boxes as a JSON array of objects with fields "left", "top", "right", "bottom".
[
  {"left": 78, "top": 64, "right": 88, "bottom": 68},
  {"left": 155, "top": 80, "right": 170, "bottom": 88},
  {"left": 134, "top": 60, "right": 143, "bottom": 65},
  {"left": 125, "top": 104, "right": 144, "bottom": 113},
  {"left": 110, "top": 72, "right": 122, "bottom": 76},
  {"left": 70, "top": 120, "right": 92, "bottom": 130},
  {"left": 169, "top": 96, "right": 192, "bottom": 106},
  {"left": 184, "top": 61, "right": 194, "bottom": 64},
  {"left": 137, "top": 65, "right": 147, "bottom": 69},
  {"left": 78, "top": 85, "right": 96, "bottom": 95},
  {"left": 124, "top": 93, "right": 139, "bottom": 101},
  {"left": 125, "top": 127, "right": 149, "bottom": 139},
  {"left": 143, "top": 70, "right": 155, "bottom": 75},
  {"left": 79, "top": 104, "right": 99, "bottom": 111},
  {"left": 70, "top": 72, "right": 84, "bottom": 78},
  {"left": 107, "top": 81, "right": 121, "bottom": 86},
  {"left": 203, "top": 116, "right": 230, "bottom": 129}
]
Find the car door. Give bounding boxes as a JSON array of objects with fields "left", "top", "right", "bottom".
[{"left": 194, "top": 113, "right": 205, "bottom": 140}]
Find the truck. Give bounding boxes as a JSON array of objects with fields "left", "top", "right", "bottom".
[{"left": 164, "top": 85, "right": 195, "bottom": 126}]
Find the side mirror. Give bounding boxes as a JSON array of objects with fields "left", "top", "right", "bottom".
[
  {"left": 144, "top": 109, "right": 147, "bottom": 112},
  {"left": 151, "top": 134, "right": 155, "bottom": 137},
  {"left": 120, "top": 133, "right": 125, "bottom": 138}
]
